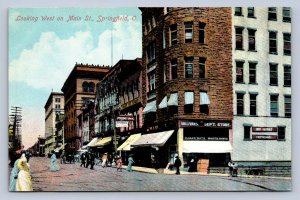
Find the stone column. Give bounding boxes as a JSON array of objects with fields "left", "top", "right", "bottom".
[{"left": 177, "top": 128, "right": 184, "bottom": 167}]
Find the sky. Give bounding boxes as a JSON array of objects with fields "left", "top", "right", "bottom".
[{"left": 8, "top": 8, "right": 142, "bottom": 148}]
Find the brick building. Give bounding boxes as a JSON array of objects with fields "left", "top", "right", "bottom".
[
  {"left": 137, "top": 8, "right": 233, "bottom": 169},
  {"left": 61, "top": 63, "right": 109, "bottom": 150}
]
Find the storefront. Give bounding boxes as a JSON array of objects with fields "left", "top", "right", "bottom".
[{"left": 178, "top": 120, "right": 233, "bottom": 168}]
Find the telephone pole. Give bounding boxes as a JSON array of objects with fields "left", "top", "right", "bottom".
[{"left": 9, "top": 106, "right": 22, "bottom": 150}]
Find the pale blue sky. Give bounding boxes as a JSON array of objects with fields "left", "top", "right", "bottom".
[{"left": 9, "top": 8, "right": 142, "bottom": 148}]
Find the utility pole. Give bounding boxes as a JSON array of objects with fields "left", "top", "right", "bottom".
[{"left": 9, "top": 106, "right": 22, "bottom": 150}]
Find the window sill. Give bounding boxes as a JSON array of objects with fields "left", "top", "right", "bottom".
[
  {"left": 248, "top": 49, "right": 257, "bottom": 52},
  {"left": 283, "top": 85, "right": 291, "bottom": 87},
  {"left": 284, "top": 53, "right": 291, "bottom": 56},
  {"left": 283, "top": 20, "right": 291, "bottom": 23},
  {"left": 249, "top": 115, "right": 258, "bottom": 117},
  {"left": 269, "top": 84, "right": 278, "bottom": 86},
  {"left": 235, "top": 48, "right": 244, "bottom": 51},
  {"left": 248, "top": 82, "right": 258, "bottom": 85},
  {"left": 235, "top": 82, "right": 245, "bottom": 84},
  {"left": 247, "top": 16, "right": 256, "bottom": 19},
  {"left": 269, "top": 52, "right": 278, "bottom": 55},
  {"left": 236, "top": 114, "right": 245, "bottom": 116},
  {"left": 277, "top": 139, "right": 286, "bottom": 142},
  {"left": 234, "top": 14, "right": 244, "bottom": 17},
  {"left": 268, "top": 19, "right": 277, "bottom": 21},
  {"left": 243, "top": 139, "right": 252, "bottom": 141}
]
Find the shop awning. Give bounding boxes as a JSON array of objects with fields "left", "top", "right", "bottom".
[
  {"left": 183, "top": 141, "right": 233, "bottom": 153},
  {"left": 167, "top": 93, "right": 178, "bottom": 106},
  {"left": 117, "top": 133, "right": 142, "bottom": 151},
  {"left": 143, "top": 100, "right": 157, "bottom": 114},
  {"left": 185, "top": 92, "right": 194, "bottom": 105},
  {"left": 200, "top": 92, "right": 210, "bottom": 105},
  {"left": 131, "top": 130, "right": 174, "bottom": 147},
  {"left": 87, "top": 137, "right": 98, "bottom": 147},
  {"left": 54, "top": 144, "right": 66, "bottom": 153},
  {"left": 158, "top": 96, "right": 168, "bottom": 109},
  {"left": 94, "top": 137, "right": 112, "bottom": 147}
]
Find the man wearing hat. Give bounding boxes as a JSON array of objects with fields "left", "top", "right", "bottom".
[{"left": 174, "top": 156, "right": 182, "bottom": 175}]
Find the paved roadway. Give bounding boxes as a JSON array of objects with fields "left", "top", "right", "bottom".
[{"left": 27, "top": 157, "right": 291, "bottom": 192}]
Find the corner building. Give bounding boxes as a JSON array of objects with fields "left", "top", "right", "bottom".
[{"left": 140, "top": 8, "right": 233, "bottom": 169}]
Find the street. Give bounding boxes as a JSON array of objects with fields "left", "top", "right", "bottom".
[{"left": 27, "top": 157, "right": 291, "bottom": 191}]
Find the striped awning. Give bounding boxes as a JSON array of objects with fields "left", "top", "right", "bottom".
[
  {"left": 131, "top": 130, "right": 174, "bottom": 147},
  {"left": 117, "top": 133, "right": 141, "bottom": 151}
]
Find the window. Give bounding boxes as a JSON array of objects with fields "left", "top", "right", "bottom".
[
  {"left": 248, "top": 29, "right": 256, "bottom": 51},
  {"left": 277, "top": 126, "right": 286, "bottom": 140},
  {"left": 268, "top": 7, "right": 277, "bottom": 21},
  {"left": 185, "top": 57, "right": 194, "bottom": 78},
  {"left": 248, "top": 7, "right": 255, "bottom": 17},
  {"left": 249, "top": 62, "right": 257, "bottom": 84},
  {"left": 184, "top": 91, "right": 194, "bottom": 113},
  {"left": 282, "top": 7, "right": 291, "bottom": 22},
  {"left": 235, "top": 7, "right": 242, "bottom": 16},
  {"left": 88, "top": 82, "right": 95, "bottom": 92},
  {"left": 283, "top": 33, "right": 291, "bottom": 56},
  {"left": 55, "top": 104, "right": 61, "bottom": 109},
  {"left": 184, "top": 22, "right": 193, "bottom": 43},
  {"left": 170, "top": 24, "right": 177, "bottom": 45},
  {"left": 199, "top": 23, "right": 206, "bottom": 44},
  {"left": 147, "top": 42, "right": 156, "bottom": 64},
  {"left": 270, "top": 94, "right": 278, "bottom": 117},
  {"left": 236, "top": 61, "right": 244, "bottom": 83},
  {"left": 250, "top": 94, "right": 257, "bottom": 116},
  {"left": 244, "top": 126, "right": 251, "bottom": 140},
  {"left": 284, "top": 95, "right": 291, "bottom": 117},
  {"left": 82, "top": 82, "right": 88, "bottom": 92},
  {"left": 269, "top": 31, "right": 277, "bottom": 54},
  {"left": 270, "top": 63, "right": 278, "bottom": 85},
  {"left": 55, "top": 98, "right": 60, "bottom": 103},
  {"left": 163, "top": 28, "right": 166, "bottom": 49},
  {"left": 284, "top": 65, "right": 291, "bottom": 86},
  {"left": 171, "top": 59, "right": 177, "bottom": 80},
  {"left": 148, "top": 72, "right": 156, "bottom": 92},
  {"left": 236, "top": 93, "right": 244, "bottom": 115},
  {"left": 235, "top": 27, "right": 244, "bottom": 49},
  {"left": 199, "top": 57, "right": 206, "bottom": 79}
]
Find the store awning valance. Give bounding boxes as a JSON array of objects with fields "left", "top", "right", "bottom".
[
  {"left": 131, "top": 130, "right": 174, "bottom": 147},
  {"left": 143, "top": 100, "right": 157, "bottom": 114},
  {"left": 87, "top": 137, "right": 98, "bottom": 147},
  {"left": 185, "top": 92, "right": 194, "bottom": 105},
  {"left": 167, "top": 93, "right": 178, "bottom": 106},
  {"left": 158, "top": 96, "right": 168, "bottom": 109},
  {"left": 200, "top": 92, "right": 210, "bottom": 105},
  {"left": 94, "top": 137, "right": 112, "bottom": 147},
  {"left": 54, "top": 143, "right": 66, "bottom": 152},
  {"left": 183, "top": 141, "right": 233, "bottom": 153},
  {"left": 117, "top": 133, "right": 141, "bottom": 151}
]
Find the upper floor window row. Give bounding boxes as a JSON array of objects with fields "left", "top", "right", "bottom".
[{"left": 82, "top": 82, "right": 95, "bottom": 93}]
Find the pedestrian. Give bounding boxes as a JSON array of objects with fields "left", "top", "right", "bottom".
[
  {"left": 80, "top": 152, "right": 86, "bottom": 167},
  {"left": 9, "top": 153, "right": 22, "bottom": 191},
  {"left": 117, "top": 156, "right": 122, "bottom": 172},
  {"left": 90, "top": 152, "right": 95, "bottom": 170},
  {"left": 85, "top": 152, "right": 91, "bottom": 168},
  {"left": 228, "top": 160, "right": 233, "bottom": 177},
  {"left": 188, "top": 158, "right": 197, "bottom": 172},
  {"left": 15, "top": 154, "right": 33, "bottom": 191},
  {"left": 102, "top": 153, "right": 107, "bottom": 168},
  {"left": 127, "top": 155, "right": 134, "bottom": 172},
  {"left": 174, "top": 156, "right": 182, "bottom": 175},
  {"left": 49, "top": 152, "right": 60, "bottom": 172},
  {"left": 25, "top": 151, "right": 31, "bottom": 163}
]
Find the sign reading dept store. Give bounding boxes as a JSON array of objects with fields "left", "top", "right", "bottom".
[{"left": 179, "top": 120, "right": 232, "bottom": 128}]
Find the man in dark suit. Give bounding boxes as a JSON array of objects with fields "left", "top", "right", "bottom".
[{"left": 174, "top": 156, "right": 182, "bottom": 175}]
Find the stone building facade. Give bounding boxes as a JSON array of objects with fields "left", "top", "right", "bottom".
[{"left": 61, "top": 63, "right": 109, "bottom": 150}]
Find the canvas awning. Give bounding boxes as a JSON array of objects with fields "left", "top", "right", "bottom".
[
  {"left": 87, "top": 137, "right": 98, "bottom": 147},
  {"left": 54, "top": 144, "right": 66, "bottom": 152},
  {"left": 183, "top": 141, "right": 233, "bottom": 153},
  {"left": 200, "top": 92, "right": 210, "bottom": 105},
  {"left": 185, "top": 92, "right": 194, "bottom": 105},
  {"left": 143, "top": 100, "right": 157, "bottom": 113},
  {"left": 131, "top": 130, "right": 174, "bottom": 147},
  {"left": 167, "top": 93, "right": 178, "bottom": 106},
  {"left": 94, "top": 137, "right": 112, "bottom": 147},
  {"left": 117, "top": 133, "right": 142, "bottom": 151},
  {"left": 158, "top": 96, "right": 168, "bottom": 109}
]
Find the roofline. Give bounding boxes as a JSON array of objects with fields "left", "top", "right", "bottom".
[{"left": 44, "top": 92, "right": 64, "bottom": 109}]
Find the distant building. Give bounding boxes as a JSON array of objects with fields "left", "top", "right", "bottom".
[
  {"left": 44, "top": 92, "right": 64, "bottom": 154},
  {"left": 61, "top": 63, "right": 109, "bottom": 150}
]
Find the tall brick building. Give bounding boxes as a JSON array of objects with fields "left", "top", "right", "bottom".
[
  {"left": 137, "top": 8, "right": 233, "bottom": 168},
  {"left": 61, "top": 63, "right": 109, "bottom": 150}
]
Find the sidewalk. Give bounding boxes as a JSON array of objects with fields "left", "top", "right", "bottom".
[{"left": 121, "top": 165, "right": 292, "bottom": 180}]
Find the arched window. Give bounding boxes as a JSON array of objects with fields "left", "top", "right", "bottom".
[
  {"left": 88, "top": 82, "right": 95, "bottom": 92},
  {"left": 82, "top": 82, "right": 88, "bottom": 92}
]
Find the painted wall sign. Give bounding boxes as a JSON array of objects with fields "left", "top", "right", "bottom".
[
  {"left": 252, "top": 135, "right": 278, "bottom": 140},
  {"left": 252, "top": 127, "right": 278, "bottom": 132},
  {"left": 184, "top": 136, "right": 229, "bottom": 141},
  {"left": 179, "top": 120, "right": 232, "bottom": 128}
]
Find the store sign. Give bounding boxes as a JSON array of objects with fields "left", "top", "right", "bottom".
[
  {"left": 116, "top": 121, "right": 128, "bottom": 128},
  {"left": 184, "top": 136, "right": 229, "bottom": 141},
  {"left": 252, "top": 127, "right": 278, "bottom": 132},
  {"left": 252, "top": 135, "right": 277, "bottom": 140},
  {"left": 117, "top": 115, "right": 134, "bottom": 121},
  {"left": 180, "top": 120, "right": 231, "bottom": 128}
]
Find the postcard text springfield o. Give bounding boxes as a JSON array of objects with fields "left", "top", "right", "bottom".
[{"left": 97, "top": 15, "right": 136, "bottom": 23}]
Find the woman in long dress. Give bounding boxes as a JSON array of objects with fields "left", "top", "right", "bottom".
[
  {"left": 9, "top": 155, "right": 21, "bottom": 191},
  {"left": 50, "top": 153, "right": 60, "bottom": 172},
  {"left": 15, "top": 154, "right": 33, "bottom": 191}
]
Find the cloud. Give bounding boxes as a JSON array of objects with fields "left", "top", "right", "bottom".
[{"left": 9, "top": 20, "right": 142, "bottom": 91}]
